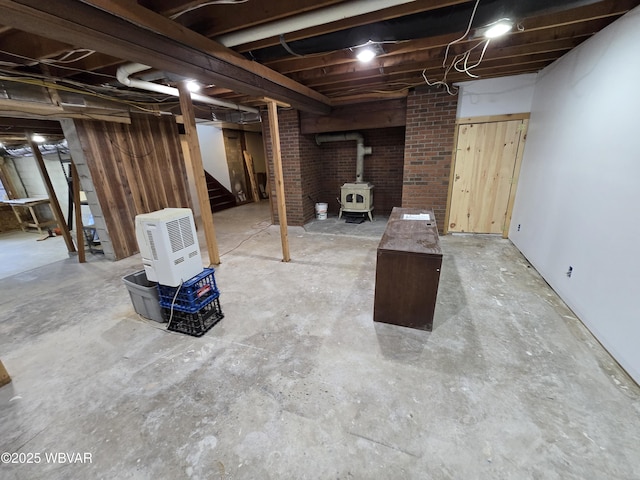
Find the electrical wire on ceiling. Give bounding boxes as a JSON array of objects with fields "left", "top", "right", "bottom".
[
  {"left": 40, "top": 49, "right": 96, "bottom": 65},
  {"left": 169, "top": 0, "right": 249, "bottom": 20},
  {"left": 0, "top": 74, "right": 179, "bottom": 114},
  {"left": 0, "top": 48, "right": 114, "bottom": 79},
  {"left": 422, "top": 0, "right": 491, "bottom": 95}
]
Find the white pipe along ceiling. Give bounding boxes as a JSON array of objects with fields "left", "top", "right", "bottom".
[
  {"left": 215, "top": 0, "right": 418, "bottom": 47},
  {"left": 116, "top": 63, "right": 259, "bottom": 114}
]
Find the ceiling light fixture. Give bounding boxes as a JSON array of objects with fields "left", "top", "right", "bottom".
[
  {"left": 484, "top": 19, "right": 513, "bottom": 39},
  {"left": 32, "top": 134, "right": 45, "bottom": 143},
  {"left": 357, "top": 47, "right": 377, "bottom": 63},
  {"left": 354, "top": 41, "right": 384, "bottom": 63},
  {"left": 186, "top": 80, "right": 201, "bottom": 92}
]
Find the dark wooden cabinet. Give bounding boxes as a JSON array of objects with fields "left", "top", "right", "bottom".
[{"left": 374, "top": 208, "right": 442, "bottom": 331}]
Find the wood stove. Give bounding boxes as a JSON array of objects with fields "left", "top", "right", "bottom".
[
  {"left": 339, "top": 182, "right": 374, "bottom": 221},
  {"left": 315, "top": 132, "right": 375, "bottom": 222}
]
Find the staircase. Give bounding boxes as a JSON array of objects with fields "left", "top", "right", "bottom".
[{"left": 206, "top": 172, "right": 237, "bottom": 212}]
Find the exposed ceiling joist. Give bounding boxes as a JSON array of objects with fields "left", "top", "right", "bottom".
[
  {"left": 0, "top": 98, "right": 131, "bottom": 124},
  {"left": 0, "top": 0, "right": 332, "bottom": 114}
]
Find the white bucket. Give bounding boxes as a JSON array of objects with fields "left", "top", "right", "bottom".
[{"left": 315, "top": 202, "right": 328, "bottom": 220}]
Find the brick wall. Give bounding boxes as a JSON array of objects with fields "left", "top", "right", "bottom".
[
  {"left": 262, "top": 108, "right": 322, "bottom": 226},
  {"left": 263, "top": 89, "right": 457, "bottom": 228},
  {"left": 402, "top": 87, "right": 458, "bottom": 231},
  {"left": 318, "top": 127, "right": 405, "bottom": 216}
]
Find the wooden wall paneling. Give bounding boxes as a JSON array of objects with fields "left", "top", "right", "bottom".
[
  {"left": 447, "top": 119, "right": 523, "bottom": 234},
  {"left": 83, "top": 122, "right": 134, "bottom": 257},
  {"left": 63, "top": 114, "right": 192, "bottom": 260}
]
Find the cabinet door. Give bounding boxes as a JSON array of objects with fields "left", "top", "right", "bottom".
[{"left": 374, "top": 250, "right": 441, "bottom": 330}]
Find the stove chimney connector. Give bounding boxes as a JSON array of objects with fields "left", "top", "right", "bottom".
[{"left": 315, "top": 132, "right": 372, "bottom": 183}]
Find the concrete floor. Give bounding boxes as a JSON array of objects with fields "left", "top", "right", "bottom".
[
  {"left": 1, "top": 201, "right": 639, "bottom": 479},
  {"left": 0, "top": 230, "right": 74, "bottom": 280}
]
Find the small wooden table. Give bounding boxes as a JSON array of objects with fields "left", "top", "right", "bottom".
[{"left": 2, "top": 198, "right": 57, "bottom": 234}]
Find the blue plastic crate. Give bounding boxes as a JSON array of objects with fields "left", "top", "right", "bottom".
[{"left": 157, "top": 267, "right": 220, "bottom": 313}]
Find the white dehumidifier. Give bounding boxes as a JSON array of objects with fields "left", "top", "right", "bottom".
[{"left": 135, "top": 208, "right": 203, "bottom": 287}]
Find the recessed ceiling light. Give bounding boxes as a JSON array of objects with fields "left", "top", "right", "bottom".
[
  {"left": 484, "top": 19, "right": 513, "bottom": 38},
  {"left": 32, "top": 134, "right": 45, "bottom": 143}
]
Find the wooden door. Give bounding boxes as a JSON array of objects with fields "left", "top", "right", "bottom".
[{"left": 447, "top": 118, "right": 527, "bottom": 235}]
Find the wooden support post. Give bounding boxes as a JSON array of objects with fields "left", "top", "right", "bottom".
[
  {"left": 261, "top": 123, "right": 275, "bottom": 225},
  {"left": 176, "top": 116, "right": 202, "bottom": 225},
  {"left": 176, "top": 82, "right": 220, "bottom": 265},
  {"left": 0, "top": 359, "right": 11, "bottom": 387},
  {"left": 267, "top": 101, "right": 290, "bottom": 262},
  {"left": 243, "top": 150, "right": 260, "bottom": 203},
  {"left": 71, "top": 161, "right": 85, "bottom": 263},
  {"left": 27, "top": 135, "right": 76, "bottom": 253}
]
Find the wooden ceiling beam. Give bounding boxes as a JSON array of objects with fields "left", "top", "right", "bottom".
[
  {"left": 0, "top": 0, "right": 332, "bottom": 115},
  {"left": 0, "top": 30, "right": 71, "bottom": 64},
  {"left": 289, "top": 34, "right": 589, "bottom": 87},
  {"left": 0, "top": 117, "right": 62, "bottom": 133},
  {"left": 148, "top": 0, "right": 344, "bottom": 34},
  {"left": 0, "top": 98, "right": 131, "bottom": 123},
  {"left": 268, "top": 13, "right": 618, "bottom": 76},
  {"left": 231, "top": 0, "right": 470, "bottom": 53},
  {"left": 313, "top": 56, "right": 554, "bottom": 97},
  {"left": 520, "top": 0, "right": 637, "bottom": 31}
]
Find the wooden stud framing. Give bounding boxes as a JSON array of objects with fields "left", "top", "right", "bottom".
[
  {"left": 456, "top": 113, "right": 530, "bottom": 125},
  {"left": 27, "top": 134, "right": 76, "bottom": 253},
  {"left": 443, "top": 123, "right": 462, "bottom": 236},
  {"left": 267, "top": 101, "right": 290, "bottom": 262},
  {"left": 71, "top": 160, "right": 85, "bottom": 263},
  {"left": 503, "top": 119, "right": 529, "bottom": 238},
  {"left": 176, "top": 82, "right": 220, "bottom": 265}
]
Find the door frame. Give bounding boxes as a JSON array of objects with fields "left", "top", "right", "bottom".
[{"left": 444, "top": 113, "right": 530, "bottom": 238}]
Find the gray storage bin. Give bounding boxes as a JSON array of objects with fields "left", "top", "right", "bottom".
[{"left": 122, "top": 270, "right": 165, "bottom": 323}]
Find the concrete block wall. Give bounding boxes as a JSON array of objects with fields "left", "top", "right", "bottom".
[{"left": 402, "top": 87, "right": 458, "bottom": 231}]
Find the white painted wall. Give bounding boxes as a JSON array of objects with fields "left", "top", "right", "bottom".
[
  {"left": 456, "top": 73, "right": 537, "bottom": 118},
  {"left": 509, "top": 7, "right": 640, "bottom": 383},
  {"left": 196, "top": 124, "right": 231, "bottom": 191},
  {"left": 12, "top": 153, "right": 67, "bottom": 221},
  {"left": 10, "top": 154, "right": 93, "bottom": 227}
]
